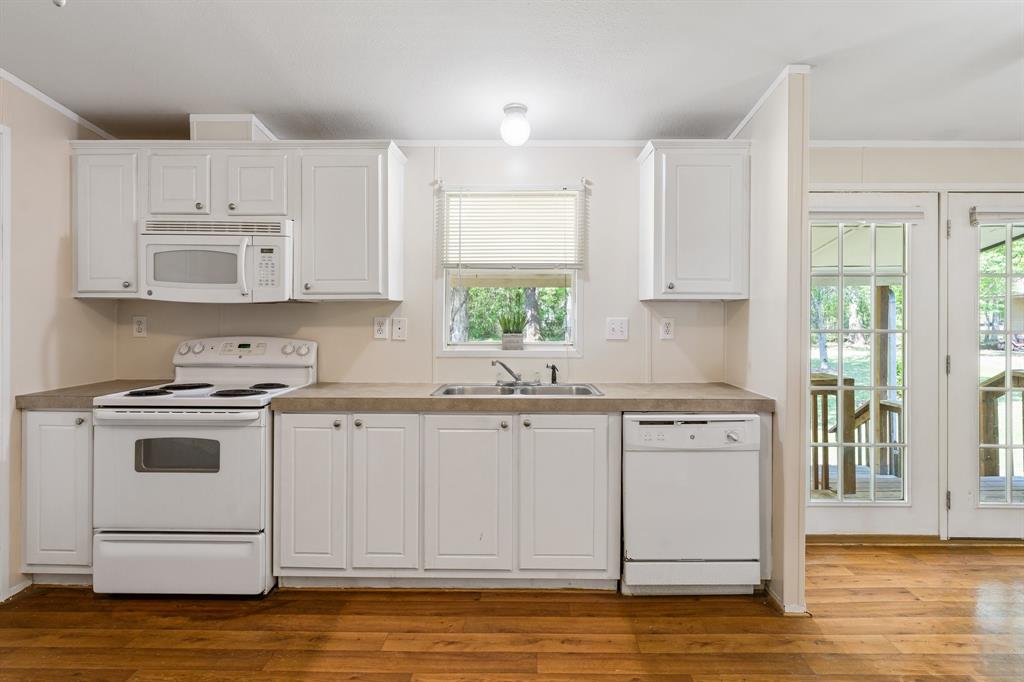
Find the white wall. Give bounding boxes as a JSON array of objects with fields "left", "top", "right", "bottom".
[
  {"left": 725, "top": 70, "right": 809, "bottom": 614},
  {"left": 0, "top": 77, "right": 116, "bottom": 595},
  {"left": 115, "top": 145, "right": 727, "bottom": 385},
  {"left": 811, "top": 145, "right": 1024, "bottom": 186}
]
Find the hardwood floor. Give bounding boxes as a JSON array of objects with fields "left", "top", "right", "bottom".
[{"left": 0, "top": 544, "right": 1022, "bottom": 680}]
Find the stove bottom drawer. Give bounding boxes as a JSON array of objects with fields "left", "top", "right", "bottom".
[{"left": 93, "top": 532, "right": 272, "bottom": 595}]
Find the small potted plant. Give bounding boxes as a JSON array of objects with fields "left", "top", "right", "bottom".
[{"left": 498, "top": 308, "right": 526, "bottom": 350}]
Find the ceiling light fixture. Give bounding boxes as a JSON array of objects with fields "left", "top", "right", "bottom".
[{"left": 500, "top": 103, "right": 530, "bottom": 146}]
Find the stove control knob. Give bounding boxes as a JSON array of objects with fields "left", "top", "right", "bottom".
[
  {"left": 177, "top": 343, "right": 190, "bottom": 356},
  {"left": 191, "top": 342, "right": 205, "bottom": 354},
  {"left": 282, "top": 344, "right": 295, "bottom": 355},
  {"left": 296, "top": 344, "right": 310, "bottom": 357}
]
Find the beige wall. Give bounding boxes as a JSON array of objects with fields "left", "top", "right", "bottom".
[
  {"left": 811, "top": 146, "right": 1024, "bottom": 186},
  {"left": 725, "top": 72, "right": 809, "bottom": 613},
  {"left": 0, "top": 77, "right": 117, "bottom": 593},
  {"left": 115, "top": 145, "right": 727, "bottom": 385}
]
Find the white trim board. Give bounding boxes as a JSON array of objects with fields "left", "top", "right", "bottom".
[
  {"left": 811, "top": 140, "right": 1024, "bottom": 149},
  {"left": 0, "top": 126, "right": 13, "bottom": 600},
  {"left": 0, "top": 69, "right": 113, "bottom": 140},
  {"left": 728, "top": 64, "right": 812, "bottom": 141}
]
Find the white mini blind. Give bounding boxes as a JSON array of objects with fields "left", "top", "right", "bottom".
[{"left": 438, "top": 188, "right": 586, "bottom": 269}]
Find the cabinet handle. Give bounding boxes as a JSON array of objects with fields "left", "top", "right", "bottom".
[
  {"left": 523, "top": 419, "right": 532, "bottom": 428},
  {"left": 228, "top": 202, "right": 237, "bottom": 211},
  {"left": 75, "top": 417, "right": 85, "bottom": 426},
  {"left": 332, "top": 420, "right": 342, "bottom": 429},
  {"left": 304, "top": 283, "right": 312, "bottom": 291},
  {"left": 667, "top": 282, "right": 676, "bottom": 290},
  {"left": 121, "top": 281, "right": 131, "bottom": 289},
  {"left": 500, "top": 420, "right": 508, "bottom": 429},
  {"left": 354, "top": 419, "right": 363, "bottom": 428},
  {"left": 195, "top": 202, "right": 204, "bottom": 210}
]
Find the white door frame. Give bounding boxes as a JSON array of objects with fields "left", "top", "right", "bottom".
[{"left": 0, "top": 125, "right": 12, "bottom": 599}]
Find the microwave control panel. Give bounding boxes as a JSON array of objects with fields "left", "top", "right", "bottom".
[{"left": 256, "top": 247, "right": 279, "bottom": 288}]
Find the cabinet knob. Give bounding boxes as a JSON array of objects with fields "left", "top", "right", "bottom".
[
  {"left": 500, "top": 420, "right": 508, "bottom": 429},
  {"left": 75, "top": 417, "right": 85, "bottom": 426},
  {"left": 195, "top": 202, "right": 204, "bottom": 210},
  {"left": 354, "top": 419, "right": 363, "bottom": 428},
  {"left": 303, "top": 283, "right": 312, "bottom": 291},
  {"left": 667, "top": 282, "right": 676, "bottom": 290},
  {"left": 332, "top": 420, "right": 342, "bottom": 429},
  {"left": 121, "top": 281, "right": 130, "bottom": 289},
  {"left": 523, "top": 419, "right": 532, "bottom": 428},
  {"left": 228, "top": 202, "right": 237, "bottom": 211}
]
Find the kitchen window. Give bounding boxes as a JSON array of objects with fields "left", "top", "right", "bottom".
[{"left": 437, "top": 187, "right": 586, "bottom": 355}]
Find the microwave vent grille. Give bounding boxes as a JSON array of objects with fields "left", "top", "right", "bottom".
[{"left": 143, "top": 219, "right": 288, "bottom": 235}]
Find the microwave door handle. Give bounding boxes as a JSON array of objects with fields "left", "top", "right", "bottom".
[{"left": 238, "top": 238, "right": 249, "bottom": 298}]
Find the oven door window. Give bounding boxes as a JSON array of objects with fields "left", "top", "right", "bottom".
[
  {"left": 152, "top": 249, "right": 238, "bottom": 285},
  {"left": 134, "top": 438, "right": 221, "bottom": 473}
]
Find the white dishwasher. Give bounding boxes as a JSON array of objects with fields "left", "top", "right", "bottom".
[{"left": 622, "top": 413, "right": 761, "bottom": 595}]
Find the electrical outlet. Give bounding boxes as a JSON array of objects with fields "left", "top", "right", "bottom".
[
  {"left": 659, "top": 317, "right": 675, "bottom": 340},
  {"left": 132, "top": 316, "right": 148, "bottom": 338},
  {"left": 373, "top": 317, "right": 390, "bottom": 340},
  {"left": 605, "top": 317, "right": 629, "bottom": 340},
  {"left": 391, "top": 317, "right": 408, "bottom": 341}
]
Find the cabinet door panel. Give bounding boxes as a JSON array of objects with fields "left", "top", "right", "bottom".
[
  {"left": 352, "top": 414, "right": 419, "bottom": 568},
  {"left": 278, "top": 414, "right": 347, "bottom": 569},
  {"left": 75, "top": 154, "right": 137, "bottom": 293},
  {"left": 25, "top": 412, "right": 92, "bottom": 566},
  {"left": 519, "top": 415, "right": 608, "bottom": 570},
  {"left": 149, "top": 154, "right": 210, "bottom": 214},
  {"left": 227, "top": 153, "right": 287, "bottom": 215},
  {"left": 424, "top": 415, "right": 513, "bottom": 570},
  {"left": 299, "top": 153, "right": 382, "bottom": 296}
]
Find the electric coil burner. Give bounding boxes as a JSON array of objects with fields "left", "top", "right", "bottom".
[
  {"left": 251, "top": 383, "right": 288, "bottom": 390},
  {"left": 126, "top": 388, "right": 172, "bottom": 397},
  {"left": 162, "top": 383, "right": 214, "bottom": 391},
  {"left": 210, "top": 388, "right": 268, "bottom": 397}
]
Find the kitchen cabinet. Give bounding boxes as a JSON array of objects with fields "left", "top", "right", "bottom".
[
  {"left": 23, "top": 411, "right": 92, "bottom": 569},
  {"left": 73, "top": 152, "right": 138, "bottom": 295},
  {"left": 351, "top": 413, "right": 419, "bottom": 568},
  {"left": 423, "top": 414, "right": 514, "bottom": 570},
  {"left": 148, "top": 153, "right": 211, "bottom": 214},
  {"left": 296, "top": 144, "right": 405, "bottom": 301},
  {"left": 638, "top": 141, "right": 750, "bottom": 300},
  {"left": 518, "top": 414, "right": 609, "bottom": 570},
  {"left": 277, "top": 413, "right": 347, "bottom": 569},
  {"left": 225, "top": 152, "right": 289, "bottom": 216}
]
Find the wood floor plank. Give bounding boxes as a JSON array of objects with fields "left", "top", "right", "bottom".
[
  {"left": 636, "top": 633, "right": 900, "bottom": 654},
  {"left": 382, "top": 632, "right": 640, "bottom": 653},
  {"left": 535, "top": 652, "right": 815, "bottom": 675},
  {"left": 123, "top": 629, "right": 388, "bottom": 651},
  {"left": 263, "top": 651, "right": 538, "bottom": 674},
  {"left": 0, "top": 646, "right": 273, "bottom": 671},
  {"left": 801, "top": 653, "right": 1024, "bottom": 676},
  {"left": 886, "top": 634, "right": 1024, "bottom": 654}
]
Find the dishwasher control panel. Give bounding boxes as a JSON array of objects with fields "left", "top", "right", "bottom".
[{"left": 623, "top": 413, "right": 759, "bottom": 451}]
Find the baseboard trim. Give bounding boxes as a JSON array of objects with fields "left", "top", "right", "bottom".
[
  {"left": 764, "top": 586, "right": 809, "bottom": 617},
  {"left": 279, "top": 577, "right": 619, "bottom": 590},
  {"left": 807, "top": 534, "right": 1024, "bottom": 546}
]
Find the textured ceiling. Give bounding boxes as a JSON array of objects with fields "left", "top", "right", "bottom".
[{"left": 0, "top": 0, "right": 1021, "bottom": 141}]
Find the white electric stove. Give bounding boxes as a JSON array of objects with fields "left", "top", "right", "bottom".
[{"left": 91, "top": 336, "right": 316, "bottom": 595}]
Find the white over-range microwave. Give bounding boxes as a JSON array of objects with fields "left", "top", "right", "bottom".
[{"left": 139, "top": 218, "right": 293, "bottom": 303}]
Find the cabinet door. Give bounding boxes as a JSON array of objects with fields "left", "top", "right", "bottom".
[
  {"left": 226, "top": 153, "right": 287, "bottom": 215},
  {"left": 278, "top": 414, "right": 347, "bottom": 569},
  {"left": 351, "top": 414, "right": 419, "bottom": 568},
  {"left": 24, "top": 411, "right": 92, "bottom": 566},
  {"left": 424, "top": 415, "right": 513, "bottom": 570},
  {"left": 662, "top": 150, "right": 748, "bottom": 298},
  {"left": 74, "top": 154, "right": 138, "bottom": 293},
  {"left": 298, "top": 153, "right": 383, "bottom": 297},
  {"left": 519, "top": 414, "right": 609, "bottom": 570},
  {"left": 149, "top": 153, "right": 211, "bottom": 214}
]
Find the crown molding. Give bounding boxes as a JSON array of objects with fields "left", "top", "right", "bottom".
[{"left": 0, "top": 69, "right": 114, "bottom": 140}]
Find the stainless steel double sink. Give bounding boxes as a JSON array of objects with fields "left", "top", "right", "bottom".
[{"left": 431, "top": 383, "right": 603, "bottom": 397}]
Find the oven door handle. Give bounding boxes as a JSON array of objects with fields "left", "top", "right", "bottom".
[{"left": 93, "top": 410, "right": 263, "bottom": 424}]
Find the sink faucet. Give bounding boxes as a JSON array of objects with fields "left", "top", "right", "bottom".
[
  {"left": 545, "top": 363, "right": 559, "bottom": 384},
  {"left": 491, "top": 360, "right": 522, "bottom": 384}
]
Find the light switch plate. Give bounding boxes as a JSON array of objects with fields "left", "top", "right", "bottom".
[
  {"left": 391, "top": 317, "right": 408, "bottom": 340},
  {"left": 659, "top": 317, "right": 675, "bottom": 340},
  {"left": 373, "top": 317, "right": 390, "bottom": 340},
  {"left": 605, "top": 317, "right": 629, "bottom": 340},
  {"left": 132, "top": 316, "right": 148, "bottom": 338}
]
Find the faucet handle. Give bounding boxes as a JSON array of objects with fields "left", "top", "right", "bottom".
[{"left": 545, "top": 363, "right": 559, "bottom": 384}]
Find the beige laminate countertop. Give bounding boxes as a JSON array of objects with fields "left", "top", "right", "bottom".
[
  {"left": 15, "top": 379, "right": 169, "bottom": 410},
  {"left": 270, "top": 382, "right": 774, "bottom": 413}
]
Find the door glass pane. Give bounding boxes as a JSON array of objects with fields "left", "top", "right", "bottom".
[
  {"left": 134, "top": 438, "right": 221, "bottom": 473},
  {"left": 153, "top": 249, "right": 237, "bottom": 285},
  {"left": 981, "top": 334, "right": 1006, "bottom": 385},
  {"left": 841, "top": 445, "right": 871, "bottom": 501},
  {"left": 1012, "top": 450, "right": 1024, "bottom": 503},
  {"left": 875, "top": 446, "right": 905, "bottom": 501},
  {"left": 1011, "top": 277, "right": 1024, "bottom": 332},
  {"left": 875, "top": 224, "right": 904, "bottom": 270},
  {"left": 979, "top": 224, "right": 1006, "bottom": 273},
  {"left": 1012, "top": 226, "right": 1024, "bottom": 273},
  {"left": 979, "top": 391, "right": 1009, "bottom": 445},
  {"left": 875, "top": 333, "right": 904, "bottom": 386},
  {"left": 876, "top": 390, "right": 904, "bottom": 444},
  {"left": 1012, "top": 392, "right": 1024, "bottom": 446},
  {"left": 842, "top": 224, "right": 872, "bottom": 269},
  {"left": 810, "top": 333, "right": 838, "bottom": 375},
  {"left": 810, "top": 277, "right": 839, "bottom": 330},
  {"left": 811, "top": 224, "right": 839, "bottom": 270},
  {"left": 843, "top": 277, "right": 872, "bottom": 330},
  {"left": 842, "top": 333, "right": 871, "bottom": 386},
  {"left": 875, "top": 276, "right": 904, "bottom": 330},
  {"left": 809, "top": 390, "right": 837, "bottom": 444},
  {"left": 979, "top": 449, "right": 1008, "bottom": 503},
  {"left": 810, "top": 446, "right": 838, "bottom": 500}
]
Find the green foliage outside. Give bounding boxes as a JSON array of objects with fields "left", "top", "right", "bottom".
[{"left": 452, "top": 286, "right": 571, "bottom": 343}]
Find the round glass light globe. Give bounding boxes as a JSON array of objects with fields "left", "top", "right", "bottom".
[{"left": 500, "top": 104, "right": 530, "bottom": 146}]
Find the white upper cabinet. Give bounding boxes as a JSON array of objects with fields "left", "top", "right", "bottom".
[
  {"left": 74, "top": 153, "right": 138, "bottom": 295},
  {"left": 296, "top": 144, "right": 405, "bottom": 301},
  {"left": 225, "top": 152, "right": 288, "bottom": 216},
  {"left": 148, "top": 153, "right": 211, "bottom": 215},
  {"left": 638, "top": 141, "right": 750, "bottom": 300}
]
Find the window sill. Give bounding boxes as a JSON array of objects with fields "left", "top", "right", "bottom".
[{"left": 438, "top": 345, "right": 582, "bottom": 359}]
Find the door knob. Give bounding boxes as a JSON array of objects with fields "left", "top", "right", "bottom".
[{"left": 195, "top": 202, "right": 204, "bottom": 210}]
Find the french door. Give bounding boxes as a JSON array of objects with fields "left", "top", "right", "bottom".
[
  {"left": 948, "top": 193, "right": 1024, "bottom": 538},
  {"left": 806, "top": 193, "right": 940, "bottom": 535}
]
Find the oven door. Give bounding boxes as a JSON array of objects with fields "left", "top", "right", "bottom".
[
  {"left": 140, "top": 234, "right": 254, "bottom": 303},
  {"left": 93, "top": 409, "right": 268, "bottom": 532}
]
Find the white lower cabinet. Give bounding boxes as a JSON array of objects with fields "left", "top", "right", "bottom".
[
  {"left": 23, "top": 411, "right": 93, "bottom": 569},
  {"left": 277, "top": 413, "right": 348, "bottom": 569},
  {"left": 519, "top": 414, "right": 609, "bottom": 570},
  {"left": 423, "top": 414, "right": 514, "bottom": 570}
]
